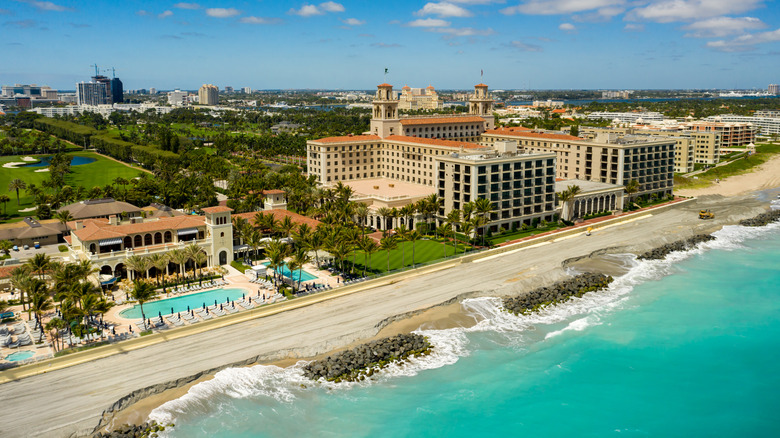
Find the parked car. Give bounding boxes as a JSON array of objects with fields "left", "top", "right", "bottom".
[
  {"left": 34, "top": 241, "right": 40, "bottom": 249},
  {"left": 12, "top": 245, "right": 19, "bottom": 251},
  {"left": 23, "top": 244, "right": 29, "bottom": 250}
]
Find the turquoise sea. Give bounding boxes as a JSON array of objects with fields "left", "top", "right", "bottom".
[{"left": 151, "top": 217, "right": 780, "bottom": 437}]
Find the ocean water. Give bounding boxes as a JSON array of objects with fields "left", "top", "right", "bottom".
[{"left": 150, "top": 219, "right": 780, "bottom": 437}]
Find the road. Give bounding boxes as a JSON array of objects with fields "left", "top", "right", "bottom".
[{"left": 0, "top": 195, "right": 766, "bottom": 437}]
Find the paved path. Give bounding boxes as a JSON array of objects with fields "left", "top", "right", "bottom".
[{"left": 0, "top": 196, "right": 766, "bottom": 437}]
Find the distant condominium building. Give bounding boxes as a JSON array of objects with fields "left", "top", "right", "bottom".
[
  {"left": 167, "top": 89, "right": 190, "bottom": 106},
  {"left": 586, "top": 111, "right": 664, "bottom": 124},
  {"left": 769, "top": 84, "right": 779, "bottom": 95},
  {"left": 482, "top": 129, "right": 675, "bottom": 199},
  {"left": 601, "top": 90, "right": 632, "bottom": 99},
  {"left": 199, "top": 84, "right": 219, "bottom": 105},
  {"left": 1, "top": 83, "right": 53, "bottom": 98},
  {"left": 241, "top": 87, "right": 252, "bottom": 94},
  {"left": 680, "top": 121, "right": 755, "bottom": 148},
  {"left": 398, "top": 85, "right": 443, "bottom": 110},
  {"left": 706, "top": 114, "right": 780, "bottom": 136},
  {"left": 76, "top": 81, "right": 109, "bottom": 106},
  {"left": 110, "top": 77, "right": 123, "bottom": 103}
]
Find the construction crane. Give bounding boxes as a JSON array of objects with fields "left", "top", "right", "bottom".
[{"left": 90, "top": 63, "right": 99, "bottom": 76}]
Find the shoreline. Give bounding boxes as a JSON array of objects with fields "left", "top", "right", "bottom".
[
  {"left": 2, "top": 188, "right": 777, "bottom": 438},
  {"left": 100, "top": 192, "right": 780, "bottom": 433}
]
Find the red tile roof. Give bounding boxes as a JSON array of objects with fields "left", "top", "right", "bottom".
[
  {"left": 484, "top": 129, "right": 582, "bottom": 141},
  {"left": 377, "top": 83, "right": 393, "bottom": 87},
  {"left": 202, "top": 206, "right": 233, "bottom": 213},
  {"left": 0, "top": 265, "right": 20, "bottom": 279},
  {"left": 311, "top": 135, "right": 381, "bottom": 144},
  {"left": 475, "top": 83, "right": 488, "bottom": 87},
  {"left": 385, "top": 135, "right": 484, "bottom": 149},
  {"left": 72, "top": 216, "right": 206, "bottom": 242},
  {"left": 262, "top": 189, "right": 285, "bottom": 195},
  {"left": 552, "top": 109, "right": 566, "bottom": 113},
  {"left": 233, "top": 209, "right": 321, "bottom": 229},
  {"left": 399, "top": 116, "right": 485, "bottom": 126}
]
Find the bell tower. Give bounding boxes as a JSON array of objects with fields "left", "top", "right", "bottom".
[
  {"left": 469, "top": 83, "right": 495, "bottom": 130},
  {"left": 370, "top": 83, "right": 401, "bottom": 138}
]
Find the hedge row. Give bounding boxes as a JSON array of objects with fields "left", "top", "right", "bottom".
[{"left": 33, "top": 118, "right": 96, "bottom": 146}]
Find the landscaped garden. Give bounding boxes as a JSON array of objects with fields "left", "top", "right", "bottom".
[{"left": 346, "top": 238, "right": 472, "bottom": 275}]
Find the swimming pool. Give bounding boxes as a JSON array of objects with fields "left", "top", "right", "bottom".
[
  {"left": 262, "top": 262, "right": 318, "bottom": 282},
  {"left": 119, "top": 287, "right": 249, "bottom": 320},
  {"left": 4, "top": 350, "right": 35, "bottom": 362},
  {"left": 24, "top": 156, "right": 96, "bottom": 167}
]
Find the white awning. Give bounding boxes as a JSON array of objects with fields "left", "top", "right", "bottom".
[
  {"left": 99, "top": 238, "right": 122, "bottom": 246},
  {"left": 177, "top": 228, "right": 198, "bottom": 237}
]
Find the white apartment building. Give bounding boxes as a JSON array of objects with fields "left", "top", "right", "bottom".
[
  {"left": 167, "top": 90, "right": 190, "bottom": 106},
  {"left": 585, "top": 111, "right": 664, "bottom": 124},
  {"left": 705, "top": 114, "right": 780, "bottom": 136}
]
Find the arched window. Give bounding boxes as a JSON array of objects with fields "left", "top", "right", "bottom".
[
  {"left": 134, "top": 235, "right": 142, "bottom": 247},
  {"left": 89, "top": 243, "right": 96, "bottom": 254},
  {"left": 164, "top": 231, "right": 172, "bottom": 243},
  {"left": 154, "top": 232, "right": 162, "bottom": 245},
  {"left": 123, "top": 236, "right": 132, "bottom": 249},
  {"left": 144, "top": 234, "right": 152, "bottom": 246}
]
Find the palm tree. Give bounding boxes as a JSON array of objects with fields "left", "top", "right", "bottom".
[
  {"left": 424, "top": 194, "right": 442, "bottom": 236},
  {"left": 293, "top": 223, "right": 312, "bottom": 249},
  {"left": 330, "top": 240, "right": 352, "bottom": 275},
  {"left": 278, "top": 216, "right": 296, "bottom": 240},
  {"left": 29, "top": 290, "right": 53, "bottom": 342},
  {"left": 8, "top": 178, "right": 27, "bottom": 206},
  {"left": 399, "top": 204, "right": 415, "bottom": 230},
  {"left": 305, "top": 230, "right": 324, "bottom": 269},
  {"left": 168, "top": 248, "right": 190, "bottom": 281},
  {"left": 0, "top": 194, "right": 10, "bottom": 216},
  {"left": 358, "top": 237, "right": 378, "bottom": 277},
  {"left": 354, "top": 203, "right": 369, "bottom": 232},
  {"left": 0, "top": 239, "right": 12, "bottom": 256},
  {"left": 474, "top": 198, "right": 494, "bottom": 246},
  {"left": 27, "top": 253, "right": 52, "bottom": 280},
  {"left": 624, "top": 179, "right": 640, "bottom": 208},
  {"left": 185, "top": 243, "right": 204, "bottom": 277},
  {"left": 407, "top": 230, "right": 421, "bottom": 267},
  {"left": 438, "top": 223, "right": 452, "bottom": 258},
  {"left": 265, "top": 239, "right": 290, "bottom": 287},
  {"left": 379, "top": 236, "right": 398, "bottom": 273},
  {"left": 53, "top": 209, "right": 74, "bottom": 235},
  {"left": 192, "top": 250, "right": 208, "bottom": 279},
  {"left": 45, "top": 318, "right": 67, "bottom": 352},
  {"left": 125, "top": 254, "right": 151, "bottom": 280},
  {"left": 290, "top": 248, "right": 312, "bottom": 291},
  {"left": 376, "top": 207, "right": 392, "bottom": 231},
  {"left": 395, "top": 224, "right": 409, "bottom": 267},
  {"left": 130, "top": 280, "right": 157, "bottom": 330},
  {"left": 148, "top": 253, "right": 169, "bottom": 286},
  {"left": 461, "top": 218, "right": 475, "bottom": 247},
  {"left": 446, "top": 209, "right": 462, "bottom": 255}
]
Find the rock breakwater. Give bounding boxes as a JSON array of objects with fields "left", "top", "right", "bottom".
[
  {"left": 739, "top": 209, "right": 780, "bottom": 227},
  {"left": 503, "top": 273, "right": 614, "bottom": 315},
  {"left": 302, "top": 333, "right": 432, "bottom": 383},
  {"left": 636, "top": 234, "right": 715, "bottom": 260},
  {"left": 95, "top": 420, "right": 171, "bottom": 438}
]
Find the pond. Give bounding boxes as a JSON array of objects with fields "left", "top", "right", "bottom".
[{"left": 24, "top": 156, "right": 96, "bottom": 167}]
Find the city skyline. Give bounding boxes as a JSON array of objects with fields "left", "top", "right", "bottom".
[{"left": 2, "top": 0, "right": 780, "bottom": 90}]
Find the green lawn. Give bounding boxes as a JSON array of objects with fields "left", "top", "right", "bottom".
[
  {"left": 0, "top": 151, "right": 144, "bottom": 223},
  {"left": 346, "top": 238, "right": 471, "bottom": 275},
  {"left": 675, "top": 143, "right": 780, "bottom": 190},
  {"left": 488, "top": 224, "right": 561, "bottom": 245}
]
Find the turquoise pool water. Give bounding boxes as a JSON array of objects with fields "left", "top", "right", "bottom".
[
  {"left": 24, "top": 156, "right": 96, "bottom": 167},
  {"left": 262, "top": 262, "right": 317, "bottom": 282},
  {"left": 119, "top": 288, "right": 249, "bottom": 319},
  {"left": 4, "top": 350, "right": 35, "bottom": 362}
]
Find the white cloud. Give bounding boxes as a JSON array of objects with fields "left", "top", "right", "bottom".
[
  {"left": 623, "top": 23, "right": 644, "bottom": 31},
  {"left": 205, "top": 8, "right": 241, "bottom": 18},
  {"left": 289, "top": 2, "right": 344, "bottom": 16},
  {"left": 240, "top": 16, "right": 282, "bottom": 24},
  {"left": 173, "top": 2, "right": 200, "bottom": 10},
  {"left": 627, "top": 0, "right": 764, "bottom": 23},
  {"left": 431, "top": 27, "right": 496, "bottom": 36},
  {"left": 707, "top": 28, "right": 780, "bottom": 52},
  {"left": 158, "top": 10, "right": 173, "bottom": 19},
  {"left": 416, "top": 2, "right": 473, "bottom": 17},
  {"left": 501, "top": 0, "right": 624, "bottom": 15},
  {"left": 16, "top": 0, "right": 73, "bottom": 12},
  {"left": 136, "top": 10, "right": 149, "bottom": 16},
  {"left": 341, "top": 17, "right": 365, "bottom": 25},
  {"left": 408, "top": 18, "right": 452, "bottom": 27},
  {"left": 683, "top": 16, "right": 765, "bottom": 38},
  {"left": 320, "top": 1, "right": 345, "bottom": 12},
  {"left": 508, "top": 40, "right": 543, "bottom": 51},
  {"left": 559, "top": 22, "right": 576, "bottom": 31}
]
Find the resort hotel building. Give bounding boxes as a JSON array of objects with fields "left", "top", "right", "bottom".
[{"left": 307, "top": 83, "right": 675, "bottom": 233}]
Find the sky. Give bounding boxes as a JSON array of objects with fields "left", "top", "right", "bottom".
[{"left": 2, "top": 0, "right": 780, "bottom": 91}]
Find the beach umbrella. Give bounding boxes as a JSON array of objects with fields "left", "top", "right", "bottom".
[
  {"left": 206, "top": 308, "right": 209, "bottom": 314},
  {"left": 220, "top": 304, "right": 223, "bottom": 310},
  {"left": 187, "top": 305, "right": 190, "bottom": 312},
  {"left": 203, "top": 303, "right": 206, "bottom": 309},
  {"left": 170, "top": 307, "right": 174, "bottom": 315},
  {"left": 215, "top": 299, "right": 218, "bottom": 306},
  {"left": 226, "top": 297, "right": 229, "bottom": 303},
  {"left": 158, "top": 311, "right": 162, "bottom": 318},
  {"left": 112, "top": 327, "right": 116, "bottom": 335},
  {"left": 178, "top": 312, "right": 181, "bottom": 318},
  {"left": 242, "top": 293, "right": 245, "bottom": 300}
]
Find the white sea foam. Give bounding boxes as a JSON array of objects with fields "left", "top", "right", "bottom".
[{"left": 149, "top": 218, "right": 780, "bottom": 432}]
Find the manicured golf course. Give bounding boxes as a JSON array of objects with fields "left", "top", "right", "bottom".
[{"left": 0, "top": 152, "right": 145, "bottom": 223}]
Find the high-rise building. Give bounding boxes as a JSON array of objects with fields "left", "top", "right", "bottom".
[
  {"left": 241, "top": 87, "right": 252, "bottom": 94},
  {"left": 199, "top": 84, "right": 219, "bottom": 105},
  {"left": 76, "top": 81, "right": 109, "bottom": 106},
  {"left": 150, "top": 88, "right": 157, "bottom": 95},
  {"left": 167, "top": 89, "right": 189, "bottom": 106},
  {"left": 769, "top": 84, "right": 780, "bottom": 95},
  {"left": 110, "top": 78, "right": 123, "bottom": 103},
  {"left": 224, "top": 86, "right": 234, "bottom": 93}
]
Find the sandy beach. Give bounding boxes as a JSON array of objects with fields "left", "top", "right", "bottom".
[
  {"left": 676, "top": 154, "right": 780, "bottom": 197},
  {"left": 0, "top": 188, "right": 777, "bottom": 437}
]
